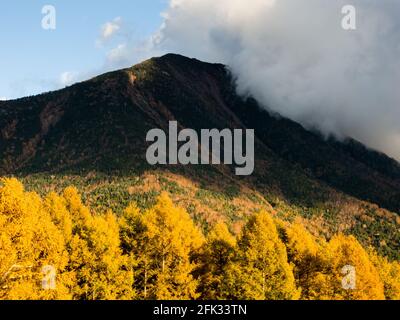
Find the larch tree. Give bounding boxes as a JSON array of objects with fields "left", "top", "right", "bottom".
[
  {"left": 279, "top": 222, "right": 325, "bottom": 299},
  {"left": 63, "top": 187, "right": 132, "bottom": 300},
  {"left": 0, "top": 178, "right": 70, "bottom": 300},
  {"left": 369, "top": 250, "right": 400, "bottom": 300},
  {"left": 235, "top": 211, "right": 300, "bottom": 300},
  {"left": 119, "top": 202, "right": 148, "bottom": 299},
  {"left": 317, "top": 234, "right": 385, "bottom": 300},
  {"left": 140, "top": 193, "right": 204, "bottom": 300},
  {"left": 44, "top": 192, "right": 73, "bottom": 242},
  {"left": 196, "top": 222, "right": 237, "bottom": 300}
]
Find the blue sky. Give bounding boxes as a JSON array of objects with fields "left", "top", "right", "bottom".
[{"left": 0, "top": 0, "right": 167, "bottom": 99}]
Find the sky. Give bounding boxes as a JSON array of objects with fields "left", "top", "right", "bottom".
[
  {"left": 1, "top": 0, "right": 399, "bottom": 161},
  {"left": 0, "top": 0, "right": 167, "bottom": 99}
]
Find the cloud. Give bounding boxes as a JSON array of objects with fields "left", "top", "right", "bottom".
[
  {"left": 59, "top": 71, "right": 79, "bottom": 87},
  {"left": 0, "top": 97, "right": 7, "bottom": 101},
  {"left": 99, "top": 17, "right": 122, "bottom": 42},
  {"left": 150, "top": 0, "right": 400, "bottom": 160},
  {"left": 105, "top": 36, "right": 163, "bottom": 69}
]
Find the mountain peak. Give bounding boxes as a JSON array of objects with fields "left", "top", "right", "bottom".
[
  {"left": 1, "top": 54, "right": 399, "bottom": 258},
  {"left": 153, "top": 53, "right": 224, "bottom": 67},
  {"left": 129, "top": 53, "right": 227, "bottom": 78}
]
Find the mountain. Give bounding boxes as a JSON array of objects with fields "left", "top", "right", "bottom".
[{"left": 0, "top": 54, "right": 399, "bottom": 259}]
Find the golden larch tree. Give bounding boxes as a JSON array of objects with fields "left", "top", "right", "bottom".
[
  {"left": 140, "top": 193, "right": 204, "bottom": 300},
  {"left": 369, "top": 250, "right": 400, "bottom": 300},
  {"left": 196, "top": 222, "right": 237, "bottom": 300},
  {"left": 235, "top": 211, "right": 300, "bottom": 300},
  {"left": 0, "top": 178, "right": 70, "bottom": 300},
  {"left": 63, "top": 187, "right": 132, "bottom": 300},
  {"left": 315, "top": 234, "right": 385, "bottom": 300}
]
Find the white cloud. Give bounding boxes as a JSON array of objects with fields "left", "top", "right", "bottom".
[
  {"left": 105, "top": 36, "right": 162, "bottom": 69},
  {"left": 59, "top": 71, "right": 79, "bottom": 87},
  {"left": 0, "top": 97, "right": 7, "bottom": 101},
  {"left": 107, "top": 43, "right": 128, "bottom": 64},
  {"left": 99, "top": 17, "right": 122, "bottom": 42},
  {"left": 150, "top": 0, "right": 400, "bottom": 160}
]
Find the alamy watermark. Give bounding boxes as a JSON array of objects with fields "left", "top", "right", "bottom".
[
  {"left": 41, "top": 265, "right": 57, "bottom": 290},
  {"left": 42, "top": 5, "right": 56, "bottom": 30},
  {"left": 341, "top": 265, "right": 356, "bottom": 290},
  {"left": 146, "top": 122, "right": 255, "bottom": 176},
  {"left": 342, "top": 5, "right": 357, "bottom": 30},
  {"left": 39, "top": 5, "right": 355, "bottom": 32},
  {"left": 1, "top": 264, "right": 57, "bottom": 290}
]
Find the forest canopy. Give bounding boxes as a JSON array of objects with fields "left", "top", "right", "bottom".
[{"left": 0, "top": 178, "right": 399, "bottom": 300}]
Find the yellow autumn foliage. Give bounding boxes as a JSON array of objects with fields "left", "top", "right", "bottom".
[
  {"left": 369, "top": 250, "right": 400, "bottom": 300},
  {"left": 196, "top": 222, "right": 237, "bottom": 300},
  {"left": 0, "top": 178, "right": 70, "bottom": 300},
  {"left": 279, "top": 222, "right": 324, "bottom": 299},
  {"left": 140, "top": 193, "right": 204, "bottom": 300},
  {"left": 235, "top": 212, "right": 301, "bottom": 300},
  {"left": 0, "top": 178, "right": 398, "bottom": 300}
]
